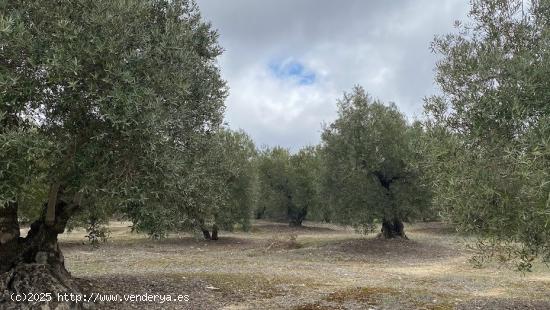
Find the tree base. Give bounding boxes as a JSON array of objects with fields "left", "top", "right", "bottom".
[
  {"left": 379, "top": 219, "right": 408, "bottom": 239},
  {"left": 0, "top": 200, "right": 93, "bottom": 309},
  {"left": 0, "top": 264, "right": 93, "bottom": 309},
  {"left": 200, "top": 224, "right": 219, "bottom": 241}
]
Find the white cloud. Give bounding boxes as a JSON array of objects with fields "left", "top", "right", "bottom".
[
  {"left": 223, "top": 61, "right": 339, "bottom": 149},
  {"left": 197, "top": 0, "right": 469, "bottom": 150}
]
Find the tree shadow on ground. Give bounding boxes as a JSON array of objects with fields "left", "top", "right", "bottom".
[
  {"left": 406, "top": 222, "right": 458, "bottom": 235},
  {"left": 251, "top": 221, "right": 344, "bottom": 234},
  {"left": 303, "top": 237, "right": 459, "bottom": 263}
]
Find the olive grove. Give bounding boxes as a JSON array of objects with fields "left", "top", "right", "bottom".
[{"left": 1, "top": 1, "right": 549, "bottom": 309}]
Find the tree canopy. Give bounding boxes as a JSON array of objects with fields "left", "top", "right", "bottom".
[
  {"left": 256, "top": 146, "right": 321, "bottom": 226},
  {"left": 127, "top": 128, "right": 257, "bottom": 240},
  {"left": 0, "top": 0, "right": 227, "bottom": 297},
  {"left": 424, "top": 0, "right": 550, "bottom": 269},
  {"left": 321, "top": 87, "right": 432, "bottom": 238}
]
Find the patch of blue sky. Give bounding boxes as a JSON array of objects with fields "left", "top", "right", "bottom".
[{"left": 268, "top": 59, "right": 316, "bottom": 86}]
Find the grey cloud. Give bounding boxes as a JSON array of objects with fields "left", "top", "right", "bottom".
[{"left": 197, "top": 0, "right": 469, "bottom": 150}]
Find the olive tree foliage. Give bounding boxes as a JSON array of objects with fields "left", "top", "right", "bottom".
[
  {"left": 0, "top": 0, "right": 226, "bottom": 295},
  {"left": 321, "top": 87, "right": 432, "bottom": 238},
  {"left": 127, "top": 128, "right": 257, "bottom": 240},
  {"left": 210, "top": 129, "right": 257, "bottom": 234},
  {"left": 423, "top": 0, "right": 550, "bottom": 269},
  {"left": 288, "top": 146, "right": 322, "bottom": 226},
  {"left": 256, "top": 146, "right": 321, "bottom": 226},
  {"left": 256, "top": 147, "right": 292, "bottom": 222}
]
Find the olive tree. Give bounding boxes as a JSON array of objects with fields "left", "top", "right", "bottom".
[
  {"left": 424, "top": 0, "right": 550, "bottom": 269},
  {"left": 127, "top": 128, "right": 257, "bottom": 241},
  {"left": 256, "top": 147, "right": 293, "bottom": 223},
  {"left": 321, "top": 87, "right": 431, "bottom": 238},
  {"left": 256, "top": 146, "right": 321, "bottom": 226},
  {"left": 165, "top": 129, "right": 255, "bottom": 239},
  {"left": 287, "top": 146, "right": 322, "bottom": 226},
  {"left": 0, "top": 0, "right": 226, "bottom": 303},
  {"left": 206, "top": 129, "right": 257, "bottom": 238}
]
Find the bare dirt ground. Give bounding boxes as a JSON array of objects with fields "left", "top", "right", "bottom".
[{"left": 55, "top": 221, "right": 550, "bottom": 309}]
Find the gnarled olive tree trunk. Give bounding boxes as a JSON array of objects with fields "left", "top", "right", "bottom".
[
  {"left": 200, "top": 223, "right": 219, "bottom": 241},
  {"left": 0, "top": 198, "right": 89, "bottom": 309},
  {"left": 211, "top": 224, "right": 219, "bottom": 241},
  {"left": 380, "top": 218, "right": 407, "bottom": 239},
  {"left": 288, "top": 201, "right": 307, "bottom": 227},
  {"left": 289, "top": 218, "right": 304, "bottom": 227}
]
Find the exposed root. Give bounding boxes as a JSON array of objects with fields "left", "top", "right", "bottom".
[{"left": 0, "top": 263, "right": 94, "bottom": 309}]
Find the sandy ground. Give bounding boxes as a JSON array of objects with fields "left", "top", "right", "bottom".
[{"left": 54, "top": 221, "right": 550, "bottom": 309}]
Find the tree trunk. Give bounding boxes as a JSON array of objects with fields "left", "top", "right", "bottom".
[
  {"left": 380, "top": 218, "right": 407, "bottom": 239},
  {"left": 289, "top": 218, "right": 303, "bottom": 227},
  {"left": 288, "top": 204, "right": 306, "bottom": 227},
  {"left": 0, "top": 202, "right": 20, "bottom": 269},
  {"left": 201, "top": 226, "right": 211, "bottom": 240},
  {"left": 255, "top": 206, "right": 265, "bottom": 219},
  {"left": 200, "top": 224, "right": 219, "bottom": 241},
  {"left": 0, "top": 199, "right": 89, "bottom": 309},
  {"left": 211, "top": 224, "right": 219, "bottom": 241}
]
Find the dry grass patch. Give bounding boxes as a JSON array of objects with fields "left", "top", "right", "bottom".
[
  {"left": 295, "top": 286, "right": 456, "bottom": 310},
  {"left": 177, "top": 272, "right": 290, "bottom": 299},
  {"left": 264, "top": 233, "right": 302, "bottom": 252},
  {"left": 325, "top": 287, "right": 395, "bottom": 304}
]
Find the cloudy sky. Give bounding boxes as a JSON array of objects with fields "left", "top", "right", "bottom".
[{"left": 196, "top": 0, "right": 470, "bottom": 151}]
